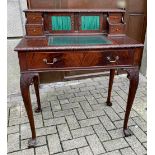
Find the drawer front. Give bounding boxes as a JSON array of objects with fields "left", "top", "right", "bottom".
[
  {"left": 109, "top": 13, "right": 122, "bottom": 24},
  {"left": 109, "top": 24, "right": 125, "bottom": 35},
  {"left": 102, "top": 50, "right": 133, "bottom": 66},
  {"left": 26, "top": 24, "right": 44, "bottom": 36},
  {"left": 26, "top": 12, "right": 42, "bottom": 24},
  {"left": 26, "top": 50, "right": 133, "bottom": 70}
]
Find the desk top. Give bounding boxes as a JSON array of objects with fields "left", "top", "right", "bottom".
[
  {"left": 48, "top": 36, "right": 112, "bottom": 46},
  {"left": 15, "top": 35, "right": 143, "bottom": 52}
]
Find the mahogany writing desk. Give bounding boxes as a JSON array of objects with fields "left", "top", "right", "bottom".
[{"left": 15, "top": 8, "right": 143, "bottom": 147}]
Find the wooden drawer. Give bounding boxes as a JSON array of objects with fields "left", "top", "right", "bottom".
[
  {"left": 26, "top": 12, "right": 42, "bottom": 24},
  {"left": 108, "top": 13, "right": 122, "bottom": 24},
  {"left": 109, "top": 23, "right": 125, "bottom": 35},
  {"left": 26, "top": 24, "right": 44, "bottom": 36},
  {"left": 102, "top": 50, "right": 133, "bottom": 66},
  {"left": 26, "top": 50, "right": 134, "bottom": 70}
]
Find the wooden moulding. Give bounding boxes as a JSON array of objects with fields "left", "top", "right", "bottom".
[{"left": 24, "top": 8, "right": 126, "bottom": 13}]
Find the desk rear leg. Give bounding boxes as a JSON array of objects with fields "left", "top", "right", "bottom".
[
  {"left": 20, "top": 73, "right": 37, "bottom": 148},
  {"left": 33, "top": 75, "right": 42, "bottom": 113},
  {"left": 123, "top": 68, "right": 139, "bottom": 136},
  {"left": 106, "top": 69, "right": 115, "bottom": 106}
]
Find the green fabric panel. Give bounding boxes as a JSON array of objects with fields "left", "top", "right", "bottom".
[
  {"left": 48, "top": 36, "right": 112, "bottom": 46},
  {"left": 51, "top": 16, "right": 71, "bottom": 31},
  {"left": 81, "top": 16, "right": 100, "bottom": 30}
]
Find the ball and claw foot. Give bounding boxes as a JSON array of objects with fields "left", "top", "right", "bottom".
[
  {"left": 28, "top": 138, "right": 37, "bottom": 148},
  {"left": 123, "top": 128, "right": 133, "bottom": 137},
  {"left": 35, "top": 107, "right": 42, "bottom": 113},
  {"left": 106, "top": 101, "right": 112, "bottom": 106}
]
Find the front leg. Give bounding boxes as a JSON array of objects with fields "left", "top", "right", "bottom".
[
  {"left": 20, "top": 73, "right": 38, "bottom": 148},
  {"left": 123, "top": 67, "right": 139, "bottom": 136}
]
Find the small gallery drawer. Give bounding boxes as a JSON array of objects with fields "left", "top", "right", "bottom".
[
  {"left": 108, "top": 13, "right": 122, "bottom": 24},
  {"left": 26, "top": 12, "right": 42, "bottom": 24},
  {"left": 26, "top": 50, "right": 133, "bottom": 70},
  {"left": 109, "top": 23, "right": 125, "bottom": 35},
  {"left": 102, "top": 50, "right": 134, "bottom": 66},
  {"left": 26, "top": 24, "right": 44, "bottom": 36}
]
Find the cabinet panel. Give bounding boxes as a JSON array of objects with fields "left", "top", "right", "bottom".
[
  {"left": 127, "top": 0, "right": 146, "bottom": 13},
  {"left": 27, "top": 0, "right": 117, "bottom": 9},
  {"left": 126, "top": 14, "right": 146, "bottom": 42}
]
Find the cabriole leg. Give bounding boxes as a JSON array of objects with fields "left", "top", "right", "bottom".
[
  {"left": 20, "top": 73, "right": 38, "bottom": 148},
  {"left": 106, "top": 69, "right": 115, "bottom": 106},
  {"left": 123, "top": 68, "right": 139, "bottom": 136},
  {"left": 33, "top": 74, "right": 41, "bottom": 113}
]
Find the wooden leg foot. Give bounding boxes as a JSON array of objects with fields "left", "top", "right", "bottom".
[
  {"left": 106, "top": 101, "right": 112, "bottom": 106},
  {"left": 123, "top": 128, "right": 133, "bottom": 137},
  {"left": 35, "top": 107, "right": 42, "bottom": 113},
  {"left": 28, "top": 138, "right": 37, "bottom": 148}
]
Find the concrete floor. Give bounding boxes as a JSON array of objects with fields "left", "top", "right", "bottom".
[
  {"left": 7, "top": 39, "right": 20, "bottom": 95},
  {"left": 7, "top": 0, "right": 24, "bottom": 37}
]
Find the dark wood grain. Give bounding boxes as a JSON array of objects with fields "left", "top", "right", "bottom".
[
  {"left": 15, "top": 5, "right": 144, "bottom": 147},
  {"left": 26, "top": 0, "right": 118, "bottom": 9},
  {"left": 26, "top": 12, "right": 43, "bottom": 24},
  {"left": 26, "top": 0, "right": 147, "bottom": 42},
  {"left": 33, "top": 75, "right": 41, "bottom": 113},
  {"left": 20, "top": 73, "right": 38, "bottom": 147},
  {"left": 108, "top": 13, "right": 122, "bottom": 24},
  {"left": 125, "top": 0, "right": 147, "bottom": 43},
  {"left": 123, "top": 67, "right": 139, "bottom": 136},
  {"left": 25, "top": 50, "right": 134, "bottom": 71},
  {"left": 14, "top": 36, "right": 143, "bottom": 51},
  {"left": 26, "top": 24, "right": 44, "bottom": 36},
  {"left": 109, "top": 23, "right": 126, "bottom": 35},
  {"left": 106, "top": 69, "right": 115, "bottom": 106},
  {"left": 24, "top": 9, "right": 126, "bottom": 13}
]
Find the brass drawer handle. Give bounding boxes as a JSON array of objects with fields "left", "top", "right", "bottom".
[
  {"left": 107, "top": 56, "right": 119, "bottom": 63},
  {"left": 43, "top": 58, "right": 58, "bottom": 65},
  {"left": 121, "top": 17, "right": 126, "bottom": 24},
  {"left": 107, "top": 17, "right": 109, "bottom": 22}
]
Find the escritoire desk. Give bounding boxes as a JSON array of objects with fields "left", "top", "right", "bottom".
[{"left": 15, "top": 8, "right": 144, "bottom": 147}]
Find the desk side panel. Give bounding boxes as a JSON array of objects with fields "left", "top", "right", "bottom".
[
  {"left": 133, "top": 47, "right": 143, "bottom": 67},
  {"left": 18, "top": 52, "right": 28, "bottom": 72}
]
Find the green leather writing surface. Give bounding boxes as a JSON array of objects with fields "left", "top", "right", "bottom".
[
  {"left": 81, "top": 16, "right": 100, "bottom": 30},
  {"left": 48, "top": 35, "right": 112, "bottom": 46},
  {"left": 51, "top": 16, "right": 71, "bottom": 31}
]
